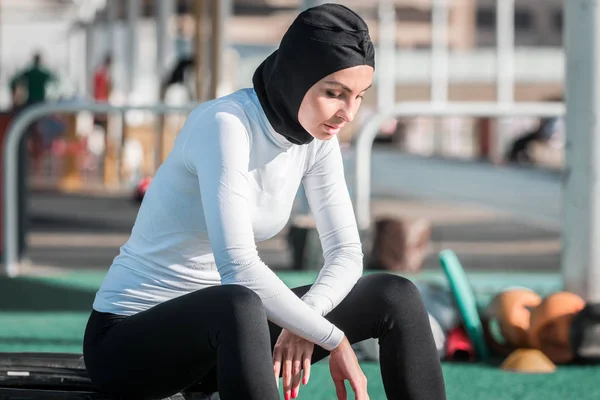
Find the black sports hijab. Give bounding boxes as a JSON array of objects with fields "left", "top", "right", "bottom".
[{"left": 252, "top": 3, "right": 375, "bottom": 145}]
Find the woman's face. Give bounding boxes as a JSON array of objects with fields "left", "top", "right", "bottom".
[{"left": 297, "top": 65, "right": 374, "bottom": 141}]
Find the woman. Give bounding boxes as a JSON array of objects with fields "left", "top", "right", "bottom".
[{"left": 83, "top": 4, "right": 446, "bottom": 400}]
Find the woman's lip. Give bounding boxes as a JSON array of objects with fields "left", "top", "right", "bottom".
[
  {"left": 324, "top": 124, "right": 341, "bottom": 134},
  {"left": 325, "top": 123, "right": 342, "bottom": 130}
]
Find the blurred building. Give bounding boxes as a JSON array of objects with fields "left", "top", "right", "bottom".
[
  {"left": 0, "top": 0, "right": 565, "bottom": 108},
  {"left": 227, "top": 0, "right": 564, "bottom": 103},
  {"left": 88, "top": 0, "right": 565, "bottom": 49},
  {"left": 476, "top": 0, "right": 564, "bottom": 47},
  {"left": 229, "top": 0, "right": 564, "bottom": 48},
  {"left": 0, "top": 0, "right": 567, "bottom": 166},
  {"left": 227, "top": 0, "right": 478, "bottom": 49}
]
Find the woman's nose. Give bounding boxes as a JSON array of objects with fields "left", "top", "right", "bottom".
[{"left": 338, "top": 104, "right": 355, "bottom": 123}]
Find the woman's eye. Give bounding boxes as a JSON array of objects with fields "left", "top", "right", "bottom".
[{"left": 326, "top": 90, "right": 340, "bottom": 98}]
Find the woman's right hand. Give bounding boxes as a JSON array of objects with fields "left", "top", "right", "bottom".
[{"left": 328, "top": 336, "right": 369, "bottom": 400}]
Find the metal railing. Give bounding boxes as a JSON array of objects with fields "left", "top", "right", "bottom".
[
  {"left": 2, "top": 101, "right": 197, "bottom": 277},
  {"left": 353, "top": 101, "right": 566, "bottom": 231},
  {"left": 1, "top": 100, "right": 567, "bottom": 277}
]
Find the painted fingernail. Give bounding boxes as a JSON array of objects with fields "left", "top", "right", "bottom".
[
  {"left": 303, "top": 377, "right": 307, "bottom": 385},
  {"left": 285, "top": 393, "right": 290, "bottom": 400},
  {"left": 293, "top": 389, "right": 298, "bottom": 398}
]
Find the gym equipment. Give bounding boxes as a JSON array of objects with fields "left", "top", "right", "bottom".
[
  {"left": 445, "top": 326, "right": 475, "bottom": 361},
  {"left": 570, "top": 303, "right": 600, "bottom": 363},
  {"left": 439, "top": 249, "right": 490, "bottom": 361},
  {"left": 500, "top": 349, "right": 556, "bottom": 374},
  {"left": 0, "top": 352, "right": 218, "bottom": 399}
]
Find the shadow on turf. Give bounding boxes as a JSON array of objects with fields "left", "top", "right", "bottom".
[
  {"left": 0, "top": 337, "right": 83, "bottom": 347},
  {"left": 0, "top": 278, "right": 95, "bottom": 312},
  {"left": 443, "top": 357, "right": 506, "bottom": 368}
]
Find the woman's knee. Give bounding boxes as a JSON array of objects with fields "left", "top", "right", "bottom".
[
  {"left": 216, "top": 285, "right": 272, "bottom": 351},
  {"left": 361, "top": 273, "right": 425, "bottom": 314},
  {"left": 220, "top": 284, "right": 267, "bottom": 322}
]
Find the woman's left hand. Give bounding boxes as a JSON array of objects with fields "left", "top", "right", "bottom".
[{"left": 273, "top": 329, "right": 314, "bottom": 400}]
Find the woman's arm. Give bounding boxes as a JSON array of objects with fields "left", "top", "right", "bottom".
[
  {"left": 300, "top": 136, "right": 364, "bottom": 317},
  {"left": 182, "top": 106, "right": 343, "bottom": 350}
]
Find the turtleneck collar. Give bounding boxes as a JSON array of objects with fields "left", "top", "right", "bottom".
[{"left": 250, "top": 89, "right": 294, "bottom": 150}]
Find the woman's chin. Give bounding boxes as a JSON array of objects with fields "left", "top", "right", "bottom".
[
  {"left": 323, "top": 124, "right": 341, "bottom": 136},
  {"left": 310, "top": 128, "right": 338, "bottom": 141},
  {"left": 317, "top": 133, "right": 336, "bottom": 141}
]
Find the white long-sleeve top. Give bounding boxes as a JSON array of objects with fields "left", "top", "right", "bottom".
[{"left": 92, "top": 88, "right": 364, "bottom": 351}]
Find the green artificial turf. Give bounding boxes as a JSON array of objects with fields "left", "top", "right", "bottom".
[{"left": 1, "top": 269, "right": 597, "bottom": 400}]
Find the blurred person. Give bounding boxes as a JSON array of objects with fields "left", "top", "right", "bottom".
[
  {"left": 506, "top": 117, "right": 564, "bottom": 164},
  {"left": 93, "top": 54, "right": 113, "bottom": 104},
  {"left": 161, "top": 25, "right": 195, "bottom": 100},
  {"left": 9, "top": 52, "right": 58, "bottom": 174},
  {"left": 10, "top": 52, "right": 57, "bottom": 107},
  {"left": 174, "top": 25, "right": 193, "bottom": 62},
  {"left": 83, "top": 4, "right": 446, "bottom": 400},
  {"left": 92, "top": 54, "right": 113, "bottom": 132},
  {"left": 505, "top": 96, "right": 564, "bottom": 165}
]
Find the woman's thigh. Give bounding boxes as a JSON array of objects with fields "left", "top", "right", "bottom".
[
  {"left": 84, "top": 285, "right": 261, "bottom": 399},
  {"left": 268, "top": 273, "right": 405, "bottom": 363},
  {"left": 188, "top": 274, "right": 410, "bottom": 393}
]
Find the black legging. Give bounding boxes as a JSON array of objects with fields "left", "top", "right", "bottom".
[{"left": 83, "top": 273, "right": 446, "bottom": 400}]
